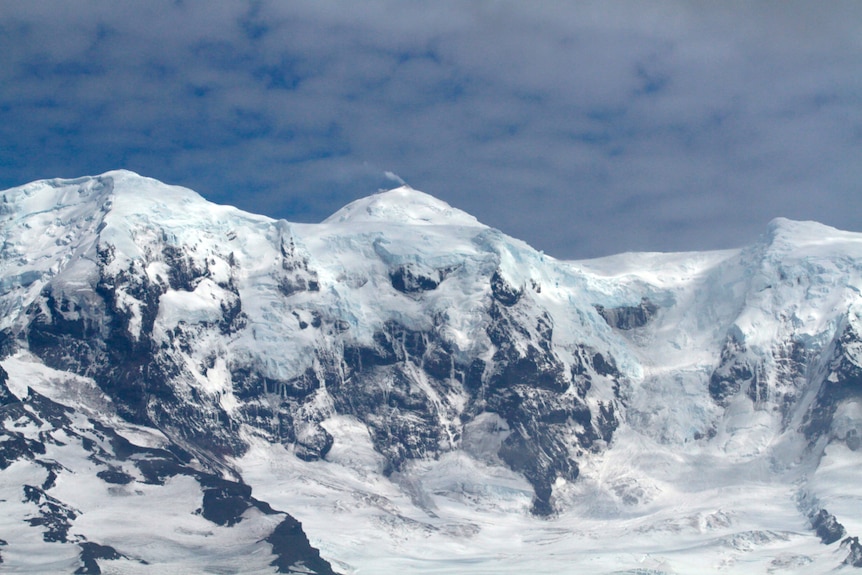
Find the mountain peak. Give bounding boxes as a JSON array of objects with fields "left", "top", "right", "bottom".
[
  {"left": 2, "top": 170, "right": 205, "bottom": 216},
  {"left": 767, "top": 216, "right": 837, "bottom": 237},
  {"left": 762, "top": 217, "right": 862, "bottom": 254},
  {"left": 322, "top": 185, "right": 483, "bottom": 227}
]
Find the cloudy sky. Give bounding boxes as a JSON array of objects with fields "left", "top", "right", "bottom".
[{"left": 1, "top": 1, "right": 860, "bottom": 258}]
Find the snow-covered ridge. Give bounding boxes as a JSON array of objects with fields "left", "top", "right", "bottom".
[
  {"left": 763, "top": 216, "right": 862, "bottom": 254},
  {"left": 323, "top": 185, "right": 483, "bottom": 227}
]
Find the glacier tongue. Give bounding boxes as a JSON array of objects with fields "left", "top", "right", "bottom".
[{"left": 2, "top": 171, "right": 862, "bottom": 573}]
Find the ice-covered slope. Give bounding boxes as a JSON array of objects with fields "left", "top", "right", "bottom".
[{"left": 2, "top": 171, "right": 862, "bottom": 573}]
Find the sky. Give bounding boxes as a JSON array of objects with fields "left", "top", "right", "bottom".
[{"left": 1, "top": 1, "right": 861, "bottom": 259}]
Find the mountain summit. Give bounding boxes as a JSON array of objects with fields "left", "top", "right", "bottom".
[
  {"left": 323, "top": 185, "right": 483, "bottom": 227},
  {"left": 2, "top": 172, "right": 862, "bottom": 573}
]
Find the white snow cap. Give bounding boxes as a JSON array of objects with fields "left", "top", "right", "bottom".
[
  {"left": 323, "top": 185, "right": 483, "bottom": 227},
  {"left": 762, "top": 216, "right": 862, "bottom": 253}
]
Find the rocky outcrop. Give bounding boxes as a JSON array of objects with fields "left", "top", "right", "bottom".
[
  {"left": 709, "top": 331, "right": 760, "bottom": 406},
  {"left": 595, "top": 298, "right": 658, "bottom": 330},
  {"left": 843, "top": 537, "right": 862, "bottom": 568},
  {"left": 811, "top": 508, "right": 846, "bottom": 545}
]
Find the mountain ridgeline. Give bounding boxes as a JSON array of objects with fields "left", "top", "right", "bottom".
[{"left": 2, "top": 171, "right": 862, "bottom": 573}]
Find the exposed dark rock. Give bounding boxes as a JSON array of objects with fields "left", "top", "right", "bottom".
[
  {"left": 463, "top": 358, "right": 486, "bottom": 393},
  {"left": 218, "top": 293, "right": 247, "bottom": 335},
  {"left": 489, "top": 383, "right": 588, "bottom": 515},
  {"left": 591, "top": 351, "right": 620, "bottom": 379},
  {"left": 0, "top": 392, "right": 67, "bottom": 470},
  {"left": 504, "top": 352, "right": 562, "bottom": 393},
  {"left": 802, "top": 319, "right": 862, "bottom": 442},
  {"left": 198, "top": 476, "right": 256, "bottom": 527},
  {"left": 709, "top": 332, "right": 759, "bottom": 406},
  {"left": 490, "top": 269, "right": 522, "bottom": 306},
  {"left": 490, "top": 345, "right": 568, "bottom": 394},
  {"left": 595, "top": 298, "right": 658, "bottom": 330},
  {"left": 811, "top": 508, "right": 846, "bottom": 544},
  {"left": 97, "top": 468, "right": 134, "bottom": 485},
  {"left": 596, "top": 402, "right": 618, "bottom": 443},
  {"left": 0, "top": 365, "right": 15, "bottom": 405},
  {"left": 23, "top": 484, "right": 78, "bottom": 543},
  {"left": 75, "top": 542, "right": 125, "bottom": 574},
  {"left": 329, "top": 320, "right": 466, "bottom": 474},
  {"left": 0, "top": 328, "right": 16, "bottom": 359},
  {"left": 497, "top": 427, "right": 576, "bottom": 516},
  {"left": 843, "top": 536, "right": 862, "bottom": 568},
  {"left": 135, "top": 458, "right": 194, "bottom": 485},
  {"left": 279, "top": 276, "right": 319, "bottom": 297},
  {"left": 24, "top": 388, "right": 75, "bottom": 428},
  {"left": 162, "top": 245, "right": 205, "bottom": 292},
  {"left": 41, "top": 464, "right": 60, "bottom": 490},
  {"left": 390, "top": 264, "right": 440, "bottom": 294},
  {"left": 267, "top": 515, "right": 339, "bottom": 575},
  {"left": 280, "top": 368, "right": 322, "bottom": 399},
  {"left": 479, "top": 301, "right": 621, "bottom": 514},
  {"left": 0, "top": 429, "right": 46, "bottom": 470},
  {"left": 423, "top": 343, "right": 456, "bottom": 381},
  {"left": 295, "top": 423, "right": 334, "bottom": 462},
  {"left": 277, "top": 233, "right": 320, "bottom": 296}
]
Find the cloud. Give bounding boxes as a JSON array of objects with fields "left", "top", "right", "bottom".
[
  {"left": 383, "top": 171, "right": 406, "bottom": 186},
  {"left": 1, "top": 0, "right": 861, "bottom": 258}
]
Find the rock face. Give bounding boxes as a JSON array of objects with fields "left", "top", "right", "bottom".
[
  {"left": 0, "top": 172, "right": 631, "bottom": 519},
  {"left": 3, "top": 173, "right": 862, "bottom": 572}
]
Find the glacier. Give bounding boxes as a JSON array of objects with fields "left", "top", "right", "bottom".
[{"left": 1, "top": 170, "right": 862, "bottom": 573}]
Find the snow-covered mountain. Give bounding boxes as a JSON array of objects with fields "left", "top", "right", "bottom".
[{"left": 2, "top": 171, "right": 862, "bottom": 573}]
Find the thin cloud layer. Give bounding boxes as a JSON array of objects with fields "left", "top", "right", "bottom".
[{"left": 1, "top": 1, "right": 860, "bottom": 258}]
